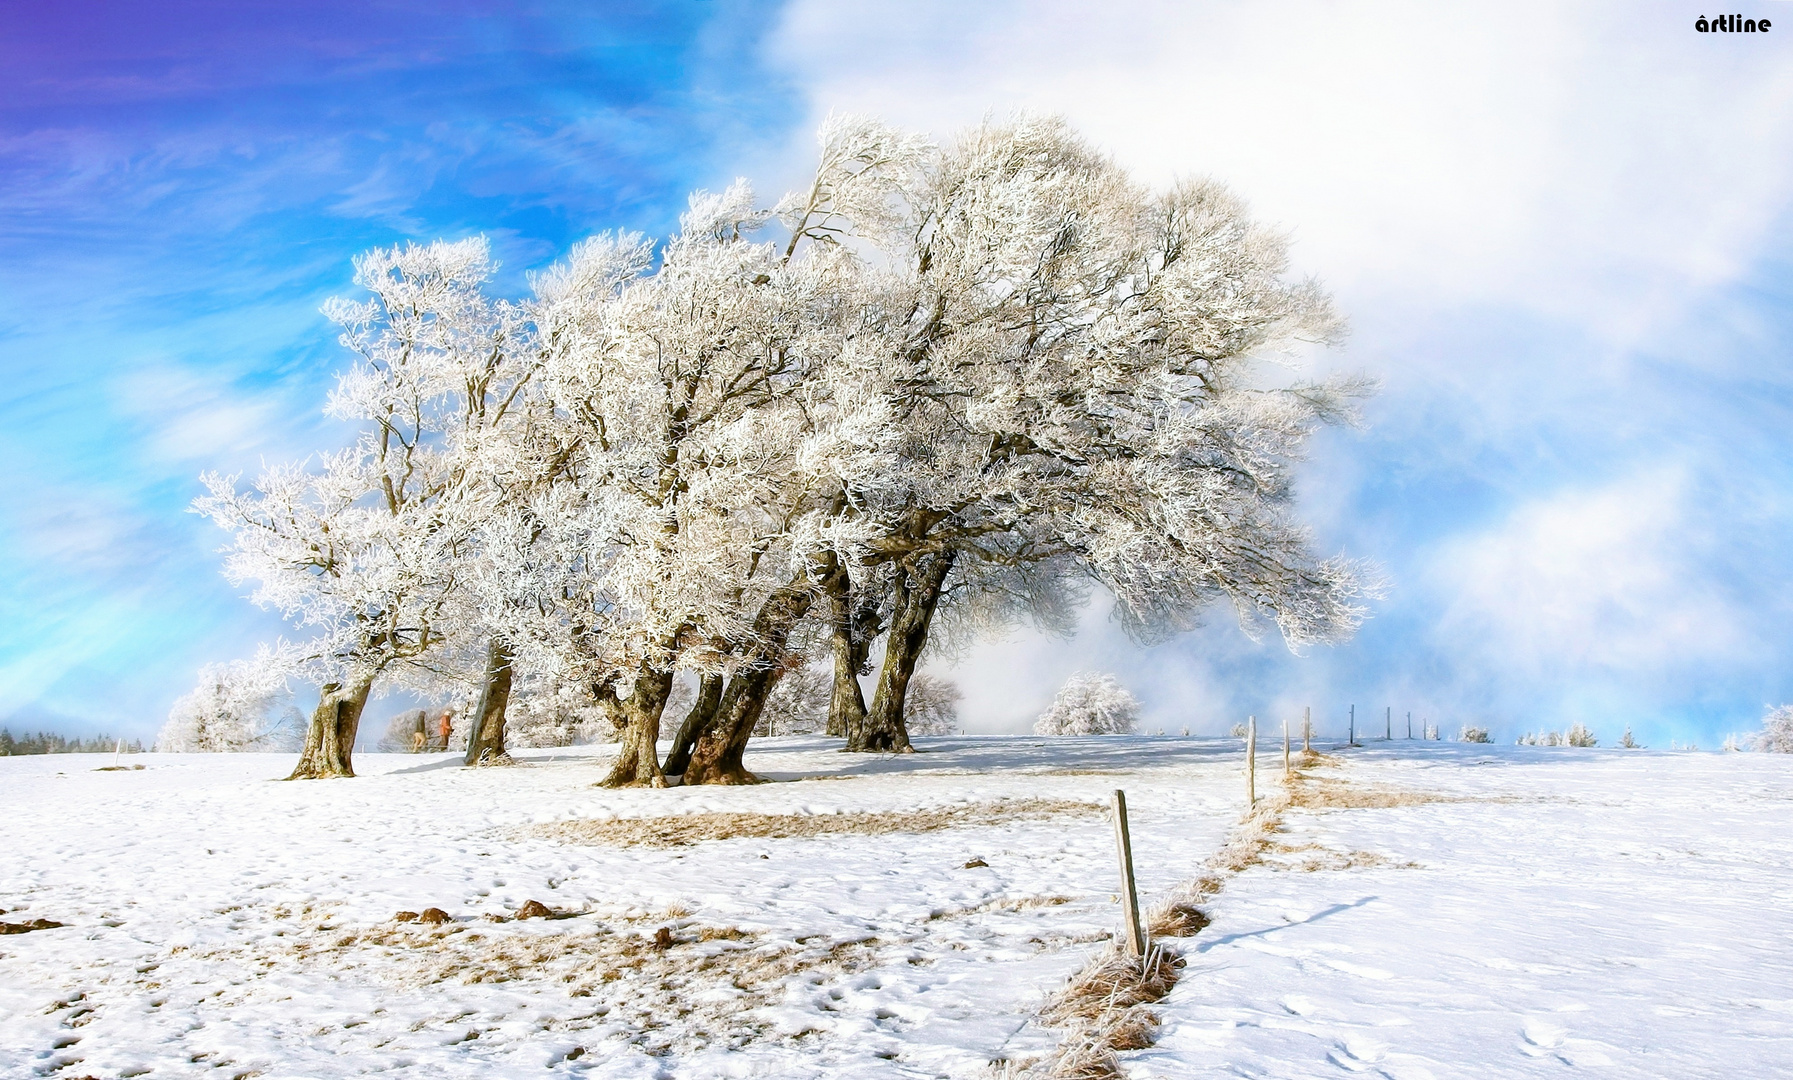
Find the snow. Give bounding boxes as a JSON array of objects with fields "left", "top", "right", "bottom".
[
  {"left": 3, "top": 739, "right": 1791, "bottom": 1078},
  {"left": 0, "top": 737, "right": 1239, "bottom": 1078},
  {"left": 1148, "top": 744, "right": 1793, "bottom": 1078}
]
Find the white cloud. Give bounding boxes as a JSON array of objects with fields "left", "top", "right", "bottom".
[
  {"left": 1428, "top": 468, "right": 1755, "bottom": 678},
  {"left": 765, "top": 0, "right": 1793, "bottom": 340}
]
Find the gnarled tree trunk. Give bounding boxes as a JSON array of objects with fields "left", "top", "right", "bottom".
[
  {"left": 854, "top": 550, "right": 955, "bottom": 753},
  {"left": 602, "top": 665, "right": 676, "bottom": 788},
  {"left": 663, "top": 672, "right": 724, "bottom": 778},
  {"left": 684, "top": 581, "right": 816, "bottom": 785},
  {"left": 463, "top": 639, "right": 515, "bottom": 765},
  {"left": 288, "top": 672, "right": 377, "bottom": 779}
]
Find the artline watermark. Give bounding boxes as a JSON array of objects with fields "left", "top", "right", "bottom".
[{"left": 1695, "top": 14, "right": 1772, "bottom": 32}]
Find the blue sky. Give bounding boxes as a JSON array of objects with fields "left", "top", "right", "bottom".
[{"left": 3, "top": 0, "right": 1791, "bottom": 747}]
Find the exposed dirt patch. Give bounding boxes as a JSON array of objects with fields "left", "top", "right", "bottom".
[
  {"left": 0, "top": 918, "right": 64, "bottom": 935},
  {"left": 527, "top": 797, "right": 1102, "bottom": 848}
]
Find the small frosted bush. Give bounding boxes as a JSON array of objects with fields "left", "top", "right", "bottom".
[
  {"left": 158, "top": 657, "right": 300, "bottom": 752},
  {"left": 905, "top": 675, "right": 963, "bottom": 737},
  {"left": 1035, "top": 673, "right": 1140, "bottom": 736},
  {"left": 1755, "top": 705, "right": 1793, "bottom": 753},
  {"left": 1459, "top": 726, "right": 1492, "bottom": 743},
  {"left": 1567, "top": 722, "right": 1597, "bottom": 747}
]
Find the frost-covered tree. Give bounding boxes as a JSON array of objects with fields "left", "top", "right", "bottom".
[
  {"left": 1034, "top": 673, "right": 1140, "bottom": 736},
  {"left": 500, "top": 186, "right": 891, "bottom": 787},
  {"left": 197, "top": 239, "right": 527, "bottom": 778},
  {"left": 902, "top": 674, "right": 963, "bottom": 737},
  {"left": 753, "top": 659, "right": 832, "bottom": 737},
  {"left": 195, "top": 113, "right": 1378, "bottom": 788},
  {"left": 1755, "top": 705, "right": 1793, "bottom": 753},
  {"left": 158, "top": 656, "right": 301, "bottom": 752},
  {"left": 768, "top": 115, "right": 1377, "bottom": 755}
]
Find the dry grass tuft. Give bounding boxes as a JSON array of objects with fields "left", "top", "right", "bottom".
[
  {"left": 1035, "top": 945, "right": 1181, "bottom": 1079},
  {"left": 1146, "top": 903, "right": 1209, "bottom": 938},
  {"left": 1287, "top": 778, "right": 1450, "bottom": 810},
  {"left": 1263, "top": 842, "right": 1422, "bottom": 872},
  {"left": 0, "top": 918, "right": 63, "bottom": 935},
  {"left": 528, "top": 797, "right": 1101, "bottom": 848}
]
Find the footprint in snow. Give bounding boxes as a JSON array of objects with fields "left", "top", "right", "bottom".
[
  {"left": 1326, "top": 1035, "right": 1387, "bottom": 1071},
  {"left": 1519, "top": 1020, "right": 1565, "bottom": 1054}
]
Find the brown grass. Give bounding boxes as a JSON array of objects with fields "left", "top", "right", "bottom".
[
  {"left": 525, "top": 797, "right": 1102, "bottom": 848},
  {"left": 1034, "top": 749, "right": 1327, "bottom": 1076},
  {"left": 1263, "top": 843, "right": 1423, "bottom": 872},
  {"left": 1034, "top": 946, "right": 1182, "bottom": 1079},
  {"left": 1287, "top": 778, "right": 1452, "bottom": 810},
  {"left": 173, "top": 908, "right": 895, "bottom": 1057}
]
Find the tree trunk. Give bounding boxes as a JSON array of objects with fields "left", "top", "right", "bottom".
[
  {"left": 684, "top": 581, "right": 816, "bottom": 785},
  {"left": 822, "top": 554, "right": 878, "bottom": 739},
  {"left": 855, "top": 550, "right": 955, "bottom": 753},
  {"left": 288, "top": 672, "right": 376, "bottom": 779},
  {"left": 663, "top": 673, "right": 724, "bottom": 778},
  {"left": 601, "top": 665, "right": 676, "bottom": 788},
  {"left": 463, "top": 639, "right": 515, "bottom": 766}
]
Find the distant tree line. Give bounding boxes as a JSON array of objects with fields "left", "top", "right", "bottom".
[{"left": 0, "top": 730, "right": 144, "bottom": 756}]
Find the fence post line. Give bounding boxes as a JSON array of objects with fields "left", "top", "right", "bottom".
[{"left": 1111, "top": 790, "right": 1146, "bottom": 956}]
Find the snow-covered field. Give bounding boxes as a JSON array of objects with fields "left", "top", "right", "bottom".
[{"left": 3, "top": 738, "right": 1791, "bottom": 1078}]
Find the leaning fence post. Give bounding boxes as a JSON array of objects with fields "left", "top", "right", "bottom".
[{"left": 1111, "top": 790, "right": 1145, "bottom": 956}]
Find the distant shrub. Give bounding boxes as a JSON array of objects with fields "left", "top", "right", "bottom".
[
  {"left": 1228, "top": 722, "right": 1249, "bottom": 738},
  {"left": 1755, "top": 705, "right": 1793, "bottom": 753},
  {"left": 1620, "top": 726, "right": 1641, "bottom": 749},
  {"left": 904, "top": 675, "right": 963, "bottom": 737},
  {"left": 158, "top": 659, "right": 301, "bottom": 752},
  {"left": 1518, "top": 724, "right": 1596, "bottom": 748},
  {"left": 1034, "top": 673, "right": 1140, "bottom": 736},
  {"left": 754, "top": 661, "right": 831, "bottom": 737},
  {"left": 1459, "top": 726, "right": 1492, "bottom": 743}
]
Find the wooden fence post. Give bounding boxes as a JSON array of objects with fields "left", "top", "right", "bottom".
[
  {"left": 1303, "top": 706, "right": 1311, "bottom": 753},
  {"left": 1283, "top": 716, "right": 1291, "bottom": 777},
  {"left": 1246, "top": 715, "right": 1257, "bottom": 805},
  {"left": 1111, "top": 790, "right": 1145, "bottom": 956},
  {"left": 1386, "top": 706, "right": 1391, "bottom": 740}
]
